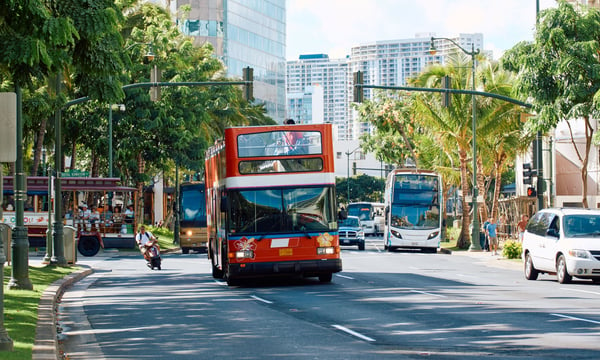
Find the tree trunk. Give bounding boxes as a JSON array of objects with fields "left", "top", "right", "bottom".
[
  {"left": 566, "top": 117, "right": 593, "bottom": 208},
  {"left": 31, "top": 116, "right": 48, "bottom": 176},
  {"left": 458, "top": 148, "right": 471, "bottom": 249},
  {"left": 476, "top": 156, "right": 488, "bottom": 224}
]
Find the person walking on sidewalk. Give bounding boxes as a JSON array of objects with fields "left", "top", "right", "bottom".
[{"left": 486, "top": 217, "right": 499, "bottom": 256}]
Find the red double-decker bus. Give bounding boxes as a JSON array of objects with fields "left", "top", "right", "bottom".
[{"left": 205, "top": 124, "right": 342, "bottom": 285}]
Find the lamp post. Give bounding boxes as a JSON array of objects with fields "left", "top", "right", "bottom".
[
  {"left": 346, "top": 146, "right": 361, "bottom": 204},
  {"left": 429, "top": 36, "right": 481, "bottom": 251}
]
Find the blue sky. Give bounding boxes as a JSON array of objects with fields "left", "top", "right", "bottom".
[{"left": 286, "top": 0, "right": 559, "bottom": 61}]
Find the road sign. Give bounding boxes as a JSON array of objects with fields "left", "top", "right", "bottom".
[{"left": 61, "top": 170, "right": 89, "bottom": 177}]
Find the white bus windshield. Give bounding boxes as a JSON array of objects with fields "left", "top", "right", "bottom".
[{"left": 390, "top": 174, "right": 440, "bottom": 230}]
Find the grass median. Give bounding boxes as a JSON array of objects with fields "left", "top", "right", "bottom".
[{"left": 2, "top": 264, "right": 77, "bottom": 360}]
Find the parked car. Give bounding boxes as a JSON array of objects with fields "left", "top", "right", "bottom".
[
  {"left": 522, "top": 208, "right": 600, "bottom": 284},
  {"left": 338, "top": 216, "right": 365, "bottom": 250}
]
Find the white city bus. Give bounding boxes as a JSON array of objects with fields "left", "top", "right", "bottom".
[{"left": 383, "top": 168, "right": 442, "bottom": 253}]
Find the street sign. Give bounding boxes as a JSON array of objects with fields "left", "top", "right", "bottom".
[
  {"left": 61, "top": 170, "right": 89, "bottom": 177},
  {"left": 0, "top": 92, "right": 16, "bottom": 162}
]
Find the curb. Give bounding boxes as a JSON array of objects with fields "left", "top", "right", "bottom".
[{"left": 32, "top": 266, "right": 93, "bottom": 360}]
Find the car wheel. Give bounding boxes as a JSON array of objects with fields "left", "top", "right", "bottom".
[
  {"left": 358, "top": 241, "right": 365, "bottom": 251},
  {"left": 318, "top": 273, "right": 333, "bottom": 283},
  {"left": 592, "top": 278, "right": 600, "bottom": 284},
  {"left": 524, "top": 252, "right": 539, "bottom": 280},
  {"left": 557, "top": 255, "right": 572, "bottom": 284}
]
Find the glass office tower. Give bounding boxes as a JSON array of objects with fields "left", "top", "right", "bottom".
[{"left": 176, "top": 0, "right": 286, "bottom": 122}]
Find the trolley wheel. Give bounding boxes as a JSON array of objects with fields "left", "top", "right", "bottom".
[{"left": 78, "top": 236, "right": 100, "bottom": 257}]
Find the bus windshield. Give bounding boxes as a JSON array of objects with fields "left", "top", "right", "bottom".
[
  {"left": 347, "top": 204, "right": 372, "bottom": 221},
  {"left": 390, "top": 174, "right": 440, "bottom": 230},
  {"left": 180, "top": 185, "right": 206, "bottom": 227},
  {"left": 228, "top": 186, "right": 336, "bottom": 234}
]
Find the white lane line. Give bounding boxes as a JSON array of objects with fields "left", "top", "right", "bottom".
[
  {"left": 214, "top": 280, "right": 227, "bottom": 286},
  {"left": 410, "top": 290, "right": 447, "bottom": 298},
  {"left": 332, "top": 325, "right": 376, "bottom": 342},
  {"left": 560, "top": 287, "right": 600, "bottom": 296},
  {"left": 251, "top": 295, "right": 273, "bottom": 304},
  {"left": 550, "top": 313, "right": 600, "bottom": 325},
  {"left": 335, "top": 274, "right": 355, "bottom": 280}
]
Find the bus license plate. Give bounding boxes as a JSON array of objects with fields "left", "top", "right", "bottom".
[{"left": 279, "top": 248, "right": 293, "bottom": 256}]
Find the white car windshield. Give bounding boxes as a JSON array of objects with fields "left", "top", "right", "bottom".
[{"left": 563, "top": 215, "right": 600, "bottom": 237}]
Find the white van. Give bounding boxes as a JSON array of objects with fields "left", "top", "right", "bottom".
[{"left": 522, "top": 208, "right": 600, "bottom": 284}]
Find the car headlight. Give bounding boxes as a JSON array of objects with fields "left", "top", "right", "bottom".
[
  {"left": 358, "top": 231, "right": 365, "bottom": 238},
  {"left": 568, "top": 249, "right": 589, "bottom": 259}
]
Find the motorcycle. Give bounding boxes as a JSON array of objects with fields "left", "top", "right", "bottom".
[{"left": 140, "top": 237, "right": 162, "bottom": 270}]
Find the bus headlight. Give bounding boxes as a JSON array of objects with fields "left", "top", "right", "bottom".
[
  {"left": 427, "top": 231, "right": 439, "bottom": 240},
  {"left": 390, "top": 229, "right": 402, "bottom": 239},
  {"left": 317, "top": 247, "right": 335, "bottom": 255},
  {"left": 186, "top": 230, "right": 193, "bottom": 236},
  {"left": 235, "top": 250, "right": 254, "bottom": 259}
]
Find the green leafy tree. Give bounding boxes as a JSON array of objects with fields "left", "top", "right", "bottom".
[
  {"left": 502, "top": 0, "right": 600, "bottom": 207},
  {"left": 336, "top": 174, "right": 386, "bottom": 205}
]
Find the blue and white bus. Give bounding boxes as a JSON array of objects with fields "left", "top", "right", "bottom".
[{"left": 383, "top": 168, "right": 442, "bottom": 253}]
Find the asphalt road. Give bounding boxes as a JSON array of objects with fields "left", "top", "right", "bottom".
[{"left": 58, "top": 240, "right": 600, "bottom": 359}]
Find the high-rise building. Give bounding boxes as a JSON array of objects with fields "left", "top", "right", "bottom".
[
  {"left": 287, "top": 85, "right": 324, "bottom": 124},
  {"left": 286, "top": 34, "right": 483, "bottom": 141},
  {"left": 172, "top": 0, "right": 286, "bottom": 122},
  {"left": 286, "top": 54, "right": 351, "bottom": 139}
]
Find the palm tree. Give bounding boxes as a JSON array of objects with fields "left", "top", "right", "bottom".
[{"left": 411, "top": 52, "right": 477, "bottom": 249}]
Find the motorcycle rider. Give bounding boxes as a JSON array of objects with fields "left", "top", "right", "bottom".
[{"left": 136, "top": 225, "right": 158, "bottom": 262}]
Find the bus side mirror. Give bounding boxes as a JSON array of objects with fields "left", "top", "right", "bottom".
[{"left": 220, "top": 196, "right": 227, "bottom": 213}]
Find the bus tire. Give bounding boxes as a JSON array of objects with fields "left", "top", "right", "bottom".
[
  {"left": 182, "top": 247, "right": 190, "bottom": 254},
  {"left": 78, "top": 236, "right": 100, "bottom": 257},
  {"left": 224, "top": 263, "right": 239, "bottom": 286},
  {"left": 318, "top": 273, "right": 333, "bottom": 283}
]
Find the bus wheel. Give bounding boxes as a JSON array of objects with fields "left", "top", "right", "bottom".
[
  {"left": 318, "top": 273, "right": 333, "bottom": 283},
  {"left": 78, "top": 236, "right": 100, "bottom": 257},
  {"left": 224, "top": 265, "right": 239, "bottom": 286},
  {"left": 182, "top": 248, "right": 190, "bottom": 254}
]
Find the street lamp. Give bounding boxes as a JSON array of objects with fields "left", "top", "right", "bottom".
[
  {"left": 346, "top": 146, "right": 361, "bottom": 204},
  {"left": 429, "top": 36, "right": 482, "bottom": 251}
]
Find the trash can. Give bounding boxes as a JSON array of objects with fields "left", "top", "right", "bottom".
[
  {"left": 0, "top": 223, "right": 11, "bottom": 265},
  {"left": 63, "top": 225, "right": 77, "bottom": 264}
]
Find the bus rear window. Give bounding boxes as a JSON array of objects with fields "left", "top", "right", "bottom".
[{"left": 238, "top": 131, "right": 322, "bottom": 157}]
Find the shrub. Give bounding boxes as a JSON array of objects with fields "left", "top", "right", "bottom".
[{"left": 502, "top": 240, "right": 522, "bottom": 259}]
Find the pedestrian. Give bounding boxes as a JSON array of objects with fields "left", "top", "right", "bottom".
[
  {"left": 486, "top": 217, "right": 499, "bottom": 256},
  {"left": 482, "top": 217, "right": 491, "bottom": 251},
  {"left": 517, "top": 214, "right": 529, "bottom": 242}
]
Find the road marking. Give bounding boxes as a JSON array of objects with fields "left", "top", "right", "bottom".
[
  {"left": 410, "top": 290, "right": 447, "bottom": 298},
  {"left": 550, "top": 313, "right": 600, "bottom": 325},
  {"left": 561, "top": 287, "right": 600, "bottom": 296},
  {"left": 214, "top": 280, "right": 227, "bottom": 286},
  {"left": 332, "top": 325, "right": 376, "bottom": 342},
  {"left": 335, "top": 274, "right": 355, "bottom": 280},
  {"left": 251, "top": 295, "right": 273, "bottom": 304}
]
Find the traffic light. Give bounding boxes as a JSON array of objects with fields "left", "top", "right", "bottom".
[
  {"left": 522, "top": 163, "right": 536, "bottom": 185},
  {"left": 352, "top": 161, "right": 357, "bottom": 175},
  {"left": 353, "top": 71, "right": 364, "bottom": 103},
  {"left": 243, "top": 66, "right": 254, "bottom": 101},
  {"left": 527, "top": 187, "right": 537, "bottom": 197},
  {"left": 441, "top": 75, "right": 451, "bottom": 108}
]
